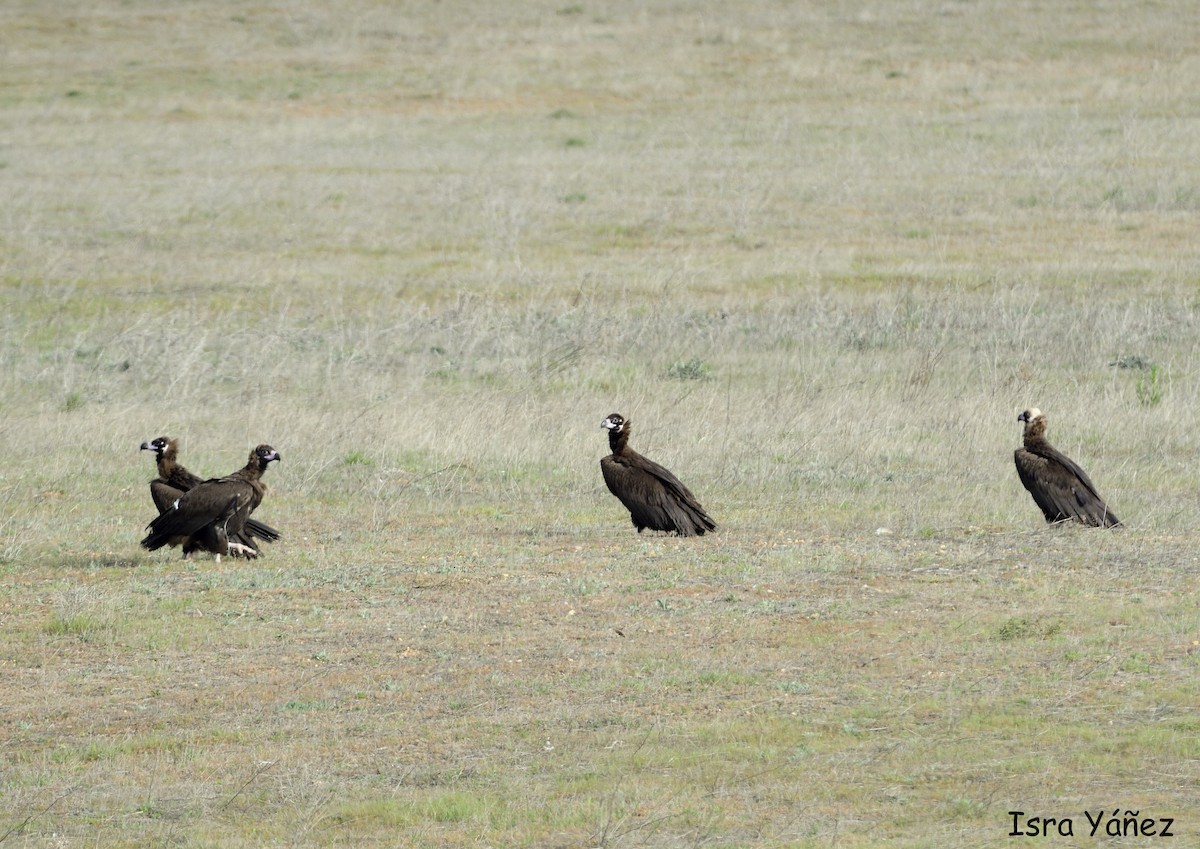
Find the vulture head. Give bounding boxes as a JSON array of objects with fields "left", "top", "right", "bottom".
[
  {"left": 600, "top": 413, "right": 627, "bottom": 434},
  {"left": 251, "top": 444, "right": 282, "bottom": 469},
  {"left": 140, "top": 436, "right": 175, "bottom": 458},
  {"left": 1017, "top": 408, "right": 1047, "bottom": 440}
]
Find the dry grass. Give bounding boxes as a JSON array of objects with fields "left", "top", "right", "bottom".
[{"left": 2, "top": 1, "right": 1200, "bottom": 846}]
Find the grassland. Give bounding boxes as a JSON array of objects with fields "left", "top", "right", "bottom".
[{"left": 2, "top": 1, "right": 1200, "bottom": 846}]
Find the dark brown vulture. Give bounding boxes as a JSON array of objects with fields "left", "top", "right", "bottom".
[
  {"left": 1014, "top": 408, "right": 1120, "bottom": 527},
  {"left": 599, "top": 413, "right": 715, "bottom": 536},
  {"left": 140, "top": 436, "right": 281, "bottom": 556},
  {"left": 141, "top": 444, "right": 281, "bottom": 561}
]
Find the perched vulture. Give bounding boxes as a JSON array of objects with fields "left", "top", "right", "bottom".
[
  {"left": 1014, "top": 408, "right": 1120, "bottom": 527},
  {"left": 599, "top": 413, "right": 716, "bottom": 536},
  {"left": 140, "top": 436, "right": 281, "bottom": 556},
  {"left": 141, "top": 444, "right": 282, "bottom": 561}
]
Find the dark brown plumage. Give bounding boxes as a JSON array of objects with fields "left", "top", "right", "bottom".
[
  {"left": 599, "top": 413, "right": 715, "bottom": 536},
  {"left": 141, "top": 444, "right": 281, "bottom": 560},
  {"left": 140, "top": 436, "right": 202, "bottom": 513},
  {"left": 1014, "top": 408, "right": 1120, "bottom": 527},
  {"left": 141, "top": 436, "right": 281, "bottom": 556}
]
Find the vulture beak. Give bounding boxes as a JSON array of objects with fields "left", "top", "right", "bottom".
[
  {"left": 1017, "top": 411, "right": 1029, "bottom": 423},
  {"left": 140, "top": 441, "right": 157, "bottom": 452},
  {"left": 268, "top": 450, "right": 282, "bottom": 463}
]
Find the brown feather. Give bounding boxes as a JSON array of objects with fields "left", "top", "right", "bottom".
[
  {"left": 141, "top": 436, "right": 281, "bottom": 554},
  {"left": 142, "top": 444, "right": 282, "bottom": 557},
  {"left": 1014, "top": 409, "right": 1120, "bottom": 527},
  {"left": 599, "top": 413, "right": 715, "bottom": 536}
]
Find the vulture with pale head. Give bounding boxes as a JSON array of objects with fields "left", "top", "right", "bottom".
[
  {"left": 1014, "top": 408, "right": 1120, "bottom": 527},
  {"left": 141, "top": 444, "right": 282, "bottom": 561},
  {"left": 141, "top": 436, "right": 281, "bottom": 555},
  {"left": 599, "top": 413, "right": 715, "bottom": 536}
]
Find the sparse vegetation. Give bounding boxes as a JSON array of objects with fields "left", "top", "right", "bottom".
[
  {"left": 1137, "top": 363, "right": 1166, "bottom": 407},
  {"left": 665, "top": 356, "right": 713, "bottom": 381},
  {"left": 2, "top": 1, "right": 1200, "bottom": 847},
  {"left": 1113, "top": 355, "right": 1167, "bottom": 407}
]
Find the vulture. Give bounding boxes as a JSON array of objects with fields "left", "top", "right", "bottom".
[
  {"left": 140, "top": 436, "right": 281, "bottom": 556},
  {"left": 141, "top": 444, "right": 281, "bottom": 561},
  {"left": 599, "top": 413, "right": 716, "bottom": 536},
  {"left": 1014, "top": 408, "right": 1120, "bottom": 527}
]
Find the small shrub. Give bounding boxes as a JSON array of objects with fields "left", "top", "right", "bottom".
[
  {"left": 44, "top": 613, "right": 102, "bottom": 639},
  {"left": 1110, "top": 355, "right": 1165, "bottom": 407},
  {"left": 996, "top": 616, "right": 1036, "bottom": 641},
  {"left": 665, "top": 357, "right": 712, "bottom": 381},
  {"left": 283, "top": 700, "right": 335, "bottom": 711},
  {"left": 1136, "top": 363, "right": 1164, "bottom": 407},
  {"left": 996, "top": 616, "right": 1060, "bottom": 641}
]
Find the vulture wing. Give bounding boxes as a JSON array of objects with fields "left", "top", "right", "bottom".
[
  {"left": 630, "top": 455, "right": 715, "bottom": 534},
  {"left": 149, "top": 480, "right": 186, "bottom": 515},
  {"left": 601, "top": 456, "right": 652, "bottom": 529},
  {"left": 1014, "top": 447, "right": 1119, "bottom": 527},
  {"left": 148, "top": 479, "right": 277, "bottom": 553},
  {"left": 184, "top": 494, "right": 241, "bottom": 558},
  {"left": 141, "top": 476, "right": 262, "bottom": 557},
  {"left": 601, "top": 454, "right": 716, "bottom": 536}
]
